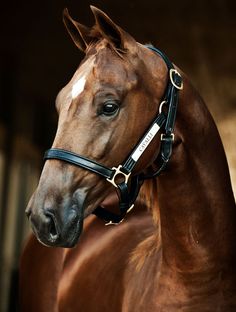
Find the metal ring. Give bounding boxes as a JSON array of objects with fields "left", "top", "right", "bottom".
[
  {"left": 169, "top": 69, "right": 183, "bottom": 90},
  {"left": 106, "top": 165, "right": 131, "bottom": 188},
  {"left": 127, "top": 204, "right": 134, "bottom": 213},
  {"left": 159, "top": 100, "right": 167, "bottom": 114}
]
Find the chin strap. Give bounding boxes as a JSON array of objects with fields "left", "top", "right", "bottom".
[{"left": 44, "top": 45, "right": 183, "bottom": 225}]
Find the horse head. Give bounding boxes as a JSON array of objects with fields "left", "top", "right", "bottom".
[{"left": 26, "top": 6, "right": 169, "bottom": 247}]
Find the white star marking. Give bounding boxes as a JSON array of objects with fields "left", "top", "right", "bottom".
[{"left": 71, "top": 75, "right": 87, "bottom": 99}]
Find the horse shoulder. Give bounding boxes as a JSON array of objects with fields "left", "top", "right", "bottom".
[
  {"left": 20, "top": 203, "right": 156, "bottom": 312},
  {"left": 57, "top": 203, "right": 154, "bottom": 312}
]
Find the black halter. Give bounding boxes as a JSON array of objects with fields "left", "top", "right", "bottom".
[{"left": 44, "top": 45, "right": 183, "bottom": 225}]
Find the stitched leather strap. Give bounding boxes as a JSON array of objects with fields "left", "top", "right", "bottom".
[
  {"left": 44, "top": 149, "right": 114, "bottom": 179},
  {"left": 93, "top": 175, "right": 144, "bottom": 224},
  {"left": 145, "top": 44, "right": 174, "bottom": 70},
  {"left": 122, "top": 113, "right": 166, "bottom": 172},
  {"left": 142, "top": 134, "right": 174, "bottom": 179},
  {"left": 141, "top": 45, "right": 182, "bottom": 180}
]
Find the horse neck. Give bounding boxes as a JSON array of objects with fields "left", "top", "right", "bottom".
[{"left": 152, "top": 75, "right": 236, "bottom": 273}]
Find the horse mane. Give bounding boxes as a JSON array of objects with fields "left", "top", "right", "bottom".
[
  {"left": 139, "top": 179, "right": 159, "bottom": 225},
  {"left": 129, "top": 179, "right": 161, "bottom": 271}
]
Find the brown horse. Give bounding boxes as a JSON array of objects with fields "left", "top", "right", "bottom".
[{"left": 20, "top": 6, "right": 236, "bottom": 311}]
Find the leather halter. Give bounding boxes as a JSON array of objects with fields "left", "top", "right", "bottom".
[{"left": 44, "top": 45, "right": 183, "bottom": 225}]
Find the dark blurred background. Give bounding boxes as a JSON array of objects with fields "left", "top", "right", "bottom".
[{"left": 0, "top": 1, "right": 235, "bottom": 311}]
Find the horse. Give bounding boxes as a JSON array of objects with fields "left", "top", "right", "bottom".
[{"left": 20, "top": 6, "right": 236, "bottom": 311}]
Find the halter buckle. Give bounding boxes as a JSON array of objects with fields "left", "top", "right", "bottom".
[
  {"left": 169, "top": 69, "right": 183, "bottom": 90},
  {"left": 104, "top": 204, "right": 134, "bottom": 226},
  {"left": 105, "top": 218, "right": 124, "bottom": 226},
  {"left": 161, "top": 133, "right": 175, "bottom": 141},
  {"left": 107, "top": 165, "right": 131, "bottom": 188}
]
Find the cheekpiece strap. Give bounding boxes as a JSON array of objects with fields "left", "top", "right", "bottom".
[{"left": 142, "top": 45, "right": 183, "bottom": 180}]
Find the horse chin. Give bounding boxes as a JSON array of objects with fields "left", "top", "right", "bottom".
[
  {"left": 65, "top": 217, "right": 84, "bottom": 248},
  {"left": 60, "top": 216, "right": 84, "bottom": 248}
]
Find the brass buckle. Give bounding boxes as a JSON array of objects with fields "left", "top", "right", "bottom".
[
  {"left": 104, "top": 204, "right": 134, "bottom": 226},
  {"left": 161, "top": 133, "right": 175, "bottom": 141},
  {"left": 169, "top": 69, "right": 183, "bottom": 90},
  {"left": 106, "top": 165, "right": 131, "bottom": 188},
  {"left": 105, "top": 219, "right": 124, "bottom": 226}
]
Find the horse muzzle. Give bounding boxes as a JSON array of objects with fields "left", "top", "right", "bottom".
[{"left": 26, "top": 191, "right": 86, "bottom": 248}]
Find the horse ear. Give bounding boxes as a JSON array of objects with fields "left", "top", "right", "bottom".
[
  {"left": 90, "top": 6, "right": 137, "bottom": 53},
  {"left": 63, "top": 8, "right": 92, "bottom": 52}
]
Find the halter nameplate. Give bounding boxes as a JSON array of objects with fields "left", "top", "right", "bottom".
[{"left": 131, "top": 123, "right": 161, "bottom": 162}]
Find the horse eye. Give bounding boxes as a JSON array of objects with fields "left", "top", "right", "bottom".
[{"left": 102, "top": 101, "right": 119, "bottom": 116}]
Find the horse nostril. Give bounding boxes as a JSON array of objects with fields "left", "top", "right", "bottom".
[
  {"left": 49, "top": 219, "right": 57, "bottom": 239},
  {"left": 45, "top": 211, "right": 59, "bottom": 242}
]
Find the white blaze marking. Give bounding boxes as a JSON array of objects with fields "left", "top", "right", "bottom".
[
  {"left": 71, "top": 75, "right": 87, "bottom": 99},
  {"left": 70, "top": 55, "right": 95, "bottom": 101}
]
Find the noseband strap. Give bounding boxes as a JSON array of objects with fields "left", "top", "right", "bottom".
[
  {"left": 44, "top": 149, "right": 114, "bottom": 179},
  {"left": 44, "top": 45, "right": 183, "bottom": 225}
]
